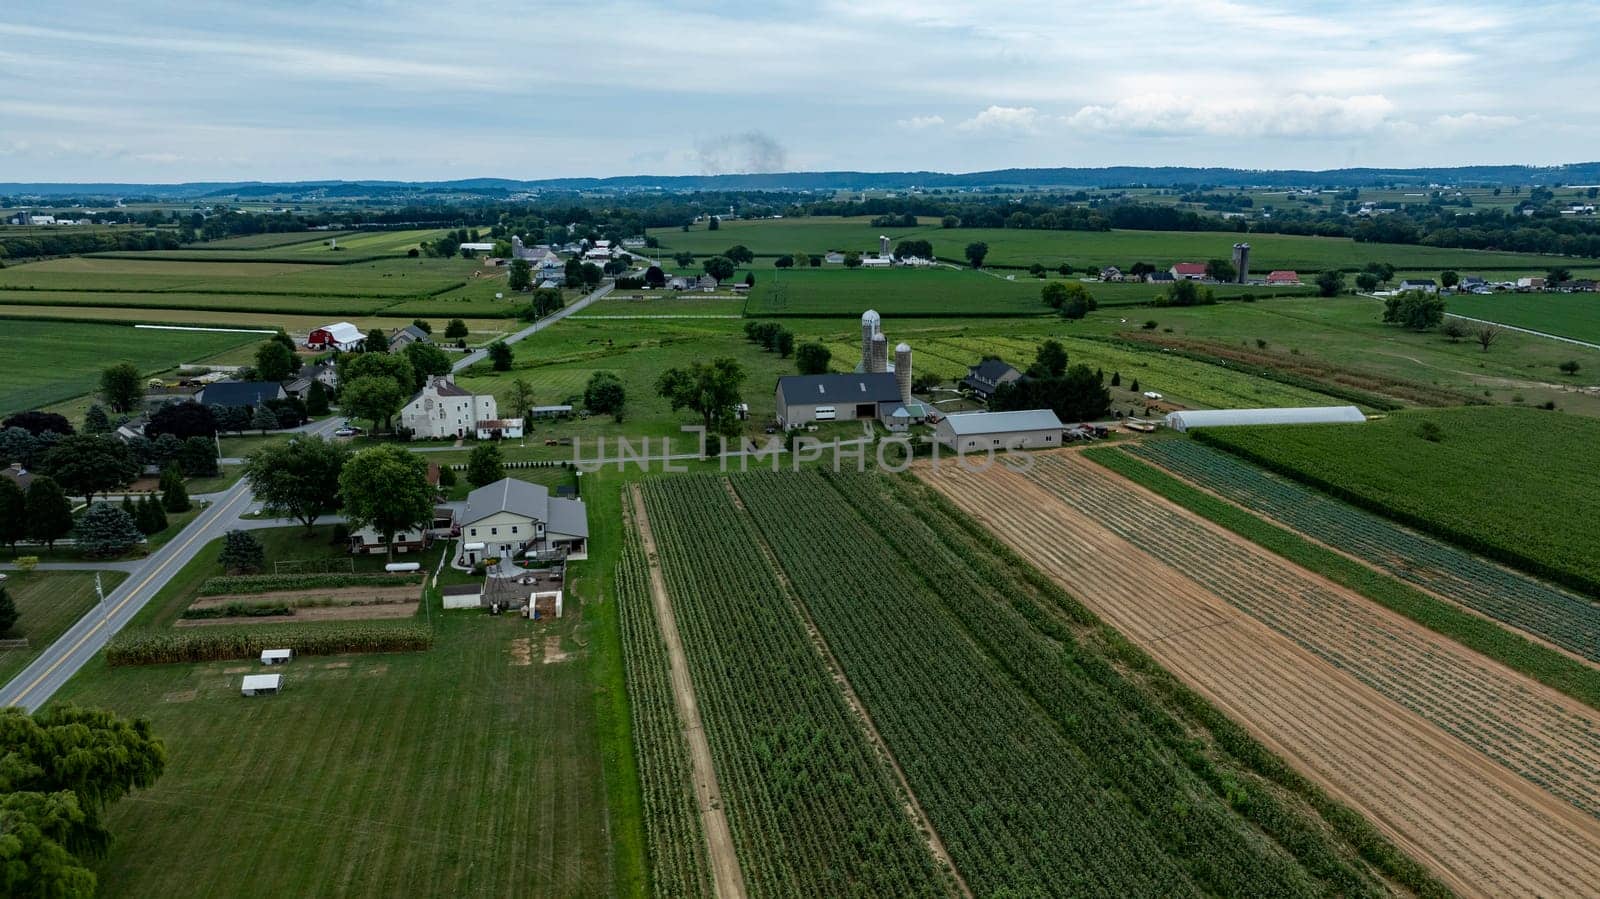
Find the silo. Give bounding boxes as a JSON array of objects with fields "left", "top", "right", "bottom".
[
  {"left": 871, "top": 332, "right": 888, "bottom": 373},
  {"left": 1232, "top": 243, "right": 1251, "bottom": 283},
  {"left": 895, "top": 343, "right": 913, "bottom": 401},
  {"left": 879, "top": 235, "right": 891, "bottom": 257},
  {"left": 860, "top": 309, "right": 880, "bottom": 371}
]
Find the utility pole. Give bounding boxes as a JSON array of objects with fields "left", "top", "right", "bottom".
[{"left": 96, "top": 572, "right": 109, "bottom": 626}]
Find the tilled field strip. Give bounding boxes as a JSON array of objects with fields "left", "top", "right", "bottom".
[{"left": 918, "top": 454, "right": 1600, "bottom": 898}]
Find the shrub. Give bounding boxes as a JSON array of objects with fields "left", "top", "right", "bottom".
[{"left": 13, "top": 556, "right": 38, "bottom": 573}]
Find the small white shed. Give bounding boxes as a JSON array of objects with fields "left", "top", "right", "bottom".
[
  {"left": 260, "top": 649, "right": 293, "bottom": 666},
  {"left": 241, "top": 674, "right": 283, "bottom": 696}
]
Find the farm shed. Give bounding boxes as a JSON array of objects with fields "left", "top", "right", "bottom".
[
  {"left": 441, "top": 584, "right": 483, "bottom": 610},
  {"left": 1165, "top": 406, "right": 1366, "bottom": 432},
  {"left": 241, "top": 674, "right": 282, "bottom": 696},
  {"left": 775, "top": 372, "right": 902, "bottom": 429},
  {"left": 935, "top": 409, "right": 1065, "bottom": 452}
]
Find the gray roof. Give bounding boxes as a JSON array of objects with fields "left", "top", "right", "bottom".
[
  {"left": 199, "top": 381, "right": 285, "bottom": 407},
  {"left": 940, "top": 409, "right": 1064, "bottom": 435},
  {"left": 777, "top": 373, "right": 901, "bottom": 404},
  {"left": 966, "top": 358, "right": 1019, "bottom": 382},
  {"left": 1399, "top": 278, "right": 1437, "bottom": 287},
  {"left": 462, "top": 477, "right": 588, "bottom": 538},
  {"left": 1165, "top": 406, "right": 1366, "bottom": 432}
]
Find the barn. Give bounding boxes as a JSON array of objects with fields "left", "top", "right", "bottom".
[
  {"left": 1165, "top": 406, "right": 1366, "bottom": 432},
  {"left": 775, "top": 373, "right": 902, "bottom": 429},
  {"left": 934, "top": 409, "right": 1065, "bottom": 452},
  {"left": 307, "top": 321, "right": 366, "bottom": 351}
]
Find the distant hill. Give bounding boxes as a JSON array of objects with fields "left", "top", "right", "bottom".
[{"left": 5, "top": 163, "right": 1600, "bottom": 198}]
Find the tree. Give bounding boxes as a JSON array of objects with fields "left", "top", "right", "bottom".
[
  {"left": 341, "top": 376, "right": 405, "bottom": 433},
  {"left": 673, "top": 251, "right": 695, "bottom": 268},
  {"left": 656, "top": 358, "right": 746, "bottom": 438},
  {"left": 410, "top": 319, "right": 433, "bottom": 335},
  {"left": 774, "top": 255, "right": 794, "bottom": 268},
  {"left": 584, "top": 372, "right": 626, "bottom": 418},
  {"left": 25, "top": 477, "right": 73, "bottom": 550},
  {"left": 795, "top": 342, "right": 831, "bottom": 375},
  {"left": 1476, "top": 324, "right": 1503, "bottom": 352},
  {"left": 0, "top": 705, "right": 166, "bottom": 897},
  {"left": 1355, "top": 272, "right": 1380, "bottom": 292},
  {"left": 339, "top": 446, "right": 433, "bottom": 562},
  {"left": 775, "top": 329, "right": 795, "bottom": 358},
  {"left": 843, "top": 251, "right": 862, "bottom": 268},
  {"left": 82, "top": 405, "right": 112, "bottom": 435},
  {"left": 219, "top": 529, "right": 265, "bottom": 574},
  {"left": 1560, "top": 360, "right": 1582, "bottom": 376},
  {"left": 941, "top": 215, "right": 959, "bottom": 228},
  {"left": 178, "top": 437, "right": 219, "bottom": 478},
  {"left": 1041, "top": 281, "right": 1070, "bottom": 309},
  {"left": 250, "top": 404, "right": 279, "bottom": 435},
  {"left": 0, "top": 586, "right": 15, "bottom": 634},
  {"left": 702, "top": 256, "right": 736, "bottom": 283},
  {"left": 43, "top": 436, "right": 138, "bottom": 503},
  {"left": 644, "top": 264, "right": 666, "bottom": 287},
  {"left": 1440, "top": 270, "right": 1460, "bottom": 290},
  {"left": 1155, "top": 280, "right": 1216, "bottom": 307},
  {"left": 135, "top": 495, "right": 168, "bottom": 536},
  {"left": 99, "top": 362, "right": 144, "bottom": 413},
  {"left": 159, "top": 465, "right": 190, "bottom": 513},
  {"left": 1381, "top": 291, "right": 1446, "bottom": 330},
  {"left": 488, "top": 341, "right": 514, "bottom": 372},
  {"left": 580, "top": 262, "right": 603, "bottom": 289},
  {"left": 531, "top": 289, "right": 564, "bottom": 318},
  {"left": 403, "top": 342, "right": 452, "bottom": 389},
  {"left": 1442, "top": 320, "right": 1467, "bottom": 343},
  {"left": 743, "top": 271, "right": 755, "bottom": 288},
  {"left": 1111, "top": 371, "right": 1122, "bottom": 387},
  {"left": 254, "top": 341, "right": 295, "bottom": 382},
  {"left": 505, "top": 377, "right": 536, "bottom": 424},
  {"left": 1031, "top": 340, "right": 1069, "bottom": 378},
  {"left": 990, "top": 364, "right": 1109, "bottom": 422},
  {"left": 894, "top": 239, "right": 934, "bottom": 260},
  {"left": 1362, "top": 261, "right": 1396, "bottom": 284},
  {"left": 76, "top": 503, "right": 142, "bottom": 558},
  {"left": 707, "top": 216, "right": 719, "bottom": 231},
  {"left": 1315, "top": 270, "right": 1346, "bottom": 297},
  {"left": 508, "top": 258, "right": 533, "bottom": 291},
  {"left": 244, "top": 436, "right": 351, "bottom": 533},
  {"left": 964, "top": 242, "right": 989, "bottom": 268},
  {"left": 1206, "top": 258, "right": 1237, "bottom": 283},
  {"left": 145, "top": 401, "right": 215, "bottom": 440},
  {"left": 1057, "top": 262, "right": 1074, "bottom": 277},
  {"left": 2, "top": 411, "right": 72, "bottom": 437},
  {"left": 723, "top": 245, "right": 754, "bottom": 264},
  {"left": 305, "top": 380, "right": 331, "bottom": 417},
  {"left": 214, "top": 405, "right": 250, "bottom": 435},
  {"left": 0, "top": 477, "right": 25, "bottom": 553},
  {"left": 339, "top": 352, "right": 413, "bottom": 399},
  {"left": 444, "top": 318, "right": 470, "bottom": 340},
  {"left": 466, "top": 443, "right": 504, "bottom": 487},
  {"left": 1547, "top": 267, "right": 1572, "bottom": 286},
  {"left": 364, "top": 328, "right": 390, "bottom": 353}
]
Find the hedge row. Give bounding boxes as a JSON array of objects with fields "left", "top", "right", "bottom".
[
  {"left": 199, "top": 572, "right": 423, "bottom": 596},
  {"left": 1084, "top": 446, "right": 1600, "bottom": 712},
  {"left": 107, "top": 622, "right": 432, "bottom": 665}
]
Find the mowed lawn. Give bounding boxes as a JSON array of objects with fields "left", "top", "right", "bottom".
[
  {"left": 0, "top": 570, "right": 128, "bottom": 686},
  {"left": 0, "top": 319, "right": 262, "bottom": 414},
  {"left": 1448, "top": 291, "right": 1600, "bottom": 344},
  {"left": 59, "top": 613, "right": 615, "bottom": 898}
]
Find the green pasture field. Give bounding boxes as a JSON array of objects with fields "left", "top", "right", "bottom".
[
  {"left": 0, "top": 289, "right": 397, "bottom": 316},
  {"left": 0, "top": 570, "right": 129, "bottom": 686},
  {"left": 0, "top": 306, "right": 513, "bottom": 341},
  {"left": 282, "top": 228, "right": 447, "bottom": 257},
  {"left": 0, "top": 319, "right": 264, "bottom": 414},
  {"left": 1194, "top": 406, "right": 1600, "bottom": 596},
  {"left": 1447, "top": 291, "right": 1600, "bottom": 345},
  {"left": 578, "top": 292, "right": 745, "bottom": 317},
  {"left": 650, "top": 216, "right": 1581, "bottom": 271},
  {"left": 185, "top": 231, "right": 354, "bottom": 250},
  {"left": 747, "top": 267, "right": 1048, "bottom": 316},
  {"left": 0, "top": 256, "right": 471, "bottom": 297}
]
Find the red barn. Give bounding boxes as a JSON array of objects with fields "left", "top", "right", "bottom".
[{"left": 307, "top": 321, "right": 365, "bottom": 351}]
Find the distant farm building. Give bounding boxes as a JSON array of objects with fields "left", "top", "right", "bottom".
[
  {"left": 934, "top": 409, "right": 1066, "bottom": 452},
  {"left": 197, "top": 380, "right": 287, "bottom": 409},
  {"left": 1170, "top": 262, "right": 1208, "bottom": 280},
  {"left": 1397, "top": 278, "right": 1439, "bottom": 294},
  {"left": 389, "top": 324, "right": 431, "bottom": 352},
  {"left": 1165, "top": 406, "right": 1366, "bottom": 432},
  {"left": 962, "top": 358, "right": 1023, "bottom": 401},
  {"left": 775, "top": 372, "right": 903, "bottom": 429},
  {"left": 1266, "top": 270, "right": 1301, "bottom": 285},
  {"left": 307, "top": 321, "right": 366, "bottom": 351},
  {"left": 398, "top": 374, "right": 499, "bottom": 440}
]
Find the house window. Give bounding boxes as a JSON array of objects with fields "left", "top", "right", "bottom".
[
  {"left": 993, "top": 439, "right": 1001, "bottom": 446},
  {"left": 490, "top": 527, "right": 498, "bottom": 536},
  {"left": 510, "top": 526, "right": 518, "bottom": 534},
  {"left": 469, "top": 528, "right": 477, "bottom": 537},
  {"left": 1045, "top": 435, "right": 1053, "bottom": 442}
]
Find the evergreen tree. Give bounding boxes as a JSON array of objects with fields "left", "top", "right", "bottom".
[
  {"left": 159, "top": 465, "right": 191, "bottom": 513},
  {"left": 121, "top": 494, "right": 138, "bottom": 522},
  {"left": 137, "top": 495, "right": 168, "bottom": 535},
  {"left": 250, "top": 404, "right": 279, "bottom": 434},
  {"left": 219, "top": 529, "right": 265, "bottom": 574},
  {"left": 0, "top": 585, "right": 16, "bottom": 634},
  {"left": 83, "top": 404, "right": 113, "bottom": 434},
  {"left": 24, "top": 476, "right": 73, "bottom": 550},
  {"left": 179, "top": 437, "right": 220, "bottom": 478},
  {"left": 305, "top": 380, "right": 331, "bottom": 417},
  {"left": 1111, "top": 371, "right": 1122, "bottom": 387},
  {"left": 0, "top": 477, "right": 25, "bottom": 554},
  {"left": 76, "top": 503, "right": 143, "bottom": 558}
]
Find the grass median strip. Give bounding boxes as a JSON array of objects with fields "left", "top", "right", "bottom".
[{"left": 1084, "top": 445, "right": 1600, "bottom": 713}]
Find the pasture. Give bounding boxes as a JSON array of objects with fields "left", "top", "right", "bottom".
[
  {"left": 183, "top": 231, "right": 352, "bottom": 250},
  {"left": 282, "top": 228, "right": 446, "bottom": 257},
  {"left": 0, "top": 319, "right": 264, "bottom": 414},
  {"left": 1447, "top": 291, "right": 1600, "bottom": 344}
]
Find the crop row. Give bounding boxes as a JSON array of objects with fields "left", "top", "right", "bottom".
[
  {"left": 1134, "top": 440, "right": 1600, "bottom": 663},
  {"left": 637, "top": 476, "right": 948, "bottom": 898},
  {"left": 105, "top": 621, "right": 432, "bottom": 665},
  {"left": 1028, "top": 453, "right": 1600, "bottom": 820},
  {"left": 614, "top": 534, "right": 712, "bottom": 899},
  {"left": 199, "top": 572, "right": 423, "bottom": 596},
  {"left": 732, "top": 469, "right": 1386, "bottom": 898}
]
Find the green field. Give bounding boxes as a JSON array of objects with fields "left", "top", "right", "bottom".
[
  {"left": 1447, "top": 291, "right": 1600, "bottom": 345},
  {"left": 0, "top": 570, "right": 128, "bottom": 685},
  {"left": 0, "top": 305, "right": 516, "bottom": 339},
  {"left": 0, "top": 319, "right": 264, "bottom": 414},
  {"left": 0, "top": 256, "right": 470, "bottom": 297},
  {"left": 1193, "top": 406, "right": 1600, "bottom": 596},
  {"left": 651, "top": 217, "right": 1577, "bottom": 272},
  {"left": 283, "top": 228, "right": 446, "bottom": 257},
  {"left": 185, "top": 231, "right": 353, "bottom": 250}
]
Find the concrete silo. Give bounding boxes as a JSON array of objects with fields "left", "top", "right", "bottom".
[
  {"left": 895, "top": 343, "right": 913, "bottom": 402},
  {"left": 870, "top": 332, "right": 888, "bottom": 374},
  {"left": 860, "top": 309, "right": 881, "bottom": 371},
  {"left": 1231, "top": 243, "right": 1251, "bottom": 283}
]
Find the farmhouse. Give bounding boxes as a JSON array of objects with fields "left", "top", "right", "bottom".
[
  {"left": 962, "top": 358, "right": 1024, "bottom": 400},
  {"left": 197, "top": 380, "right": 287, "bottom": 409},
  {"left": 824, "top": 251, "right": 846, "bottom": 264},
  {"left": 348, "top": 523, "right": 430, "bottom": 555},
  {"left": 1099, "top": 266, "right": 1124, "bottom": 282},
  {"left": 475, "top": 418, "right": 525, "bottom": 440},
  {"left": 307, "top": 321, "right": 366, "bottom": 351},
  {"left": 1165, "top": 405, "right": 1366, "bottom": 432},
  {"left": 458, "top": 477, "right": 589, "bottom": 565},
  {"left": 1266, "top": 270, "right": 1301, "bottom": 285},
  {"left": 1170, "top": 262, "right": 1208, "bottom": 280},
  {"left": 284, "top": 362, "right": 337, "bottom": 399},
  {"left": 934, "top": 409, "right": 1065, "bottom": 452},
  {"left": 1397, "top": 278, "right": 1439, "bottom": 294},
  {"left": 389, "top": 324, "right": 430, "bottom": 352},
  {"left": 398, "top": 374, "right": 499, "bottom": 440},
  {"left": 775, "top": 372, "right": 902, "bottom": 428}
]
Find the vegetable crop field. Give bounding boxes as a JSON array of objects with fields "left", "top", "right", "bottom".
[
  {"left": 1132, "top": 439, "right": 1600, "bottom": 664},
  {"left": 920, "top": 450, "right": 1600, "bottom": 895},
  {"left": 1193, "top": 407, "right": 1600, "bottom": 596},
  {"left": 627, "top": 471, "right": 1438, "bottom": 896}
]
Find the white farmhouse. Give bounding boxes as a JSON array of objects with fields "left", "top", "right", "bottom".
[
  {"left": 399, "top": 374, "right": 499, "bottom": 440},
  {"left": 458, "top": 478, "right": 589, "bottom": 564}
]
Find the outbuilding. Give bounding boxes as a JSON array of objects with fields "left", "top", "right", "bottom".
[
  {"left": 241, "top": 674, "right": 282, "bottom": 696},
  {"left": 775, "top": 372, "right": 902, "bottom": 429},
  {"left": 260, "top": 649, "right": 293, "bottom": 666},
  {"left": 1165, "top": 405, "right": 1366, "bottom": 432},
  {"left": 934, "top": 409, "right": 1065, "bottom": 452},
  {"left": 307, "top": 321, "right": 366, "bottom": 351}
]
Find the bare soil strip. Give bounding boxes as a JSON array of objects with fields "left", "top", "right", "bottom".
[
  {"left": 629, "top": 485, "right": 747, "bottom": 899},
  {"left": 174, "top": 602, "right": 419, "bottom": 626},
  {"left": 918, "top": 453, "right": 1600, "bottom": 898},
  {"left": 720, "top": 478, "right": 971, "bottom": 898},
  {"left": 189, "top": 585, "right": 420, "bottom": 609}
]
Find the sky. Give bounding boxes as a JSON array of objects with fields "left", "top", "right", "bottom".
[{"left": 1, "top": 1, "right": 1595, "bottom": 183}]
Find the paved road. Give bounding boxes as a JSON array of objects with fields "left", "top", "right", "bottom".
[{"left": 451, "top": 283, "right": 613, "bottom": 372}]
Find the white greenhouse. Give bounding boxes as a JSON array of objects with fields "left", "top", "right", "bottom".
[{"left": 1165, "top": 406, "right": 1366, "bottom": 432}]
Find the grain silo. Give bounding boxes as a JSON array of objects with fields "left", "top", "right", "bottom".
[
  {"left": 860, "top": 309, "right": 881, "bottom": 371},
  {"left": 895, "top": 343, "right": 913, "bottom": 402},
  {"left": 1231, "top": 243, "right": 1251, "bottom": 283},
  {"left": 871, "top": 332, "right": 888, "bottom": 373}
]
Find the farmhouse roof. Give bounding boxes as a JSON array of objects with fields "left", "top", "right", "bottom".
[
  {"left": 1171, "top": 262, "right": 1207, "bottom": 276},
  {"left": 399, "top": 324, "right": 430, "bottom": 342},
  {"left": 463, "top": 477, "right": 588, "bottom": 538},
  {"left": 966, "top": 358, "right": 1020, "bottom": 382},
  {"left": 199, "top": 381, "right": 285, "bottom": 407},
  {"left": 777, "top": 373, "right": 902, "bottom": 403},
  {"left": 941, "top": 409, "right": 1064, "bottom": 435}
]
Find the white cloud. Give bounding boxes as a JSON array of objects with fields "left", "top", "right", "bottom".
[
  {"left": 897, "top": 115, "right": 945, "bottom": 130},
  {"left": 1432, "top": 112, "right": 1522, "bottom": 132},
  {"left": 1065, "top": 94, "right": 1397, "bottom": 138},
  {"left": 957, "top": 106, "right": 1041, "bottom": 133}
]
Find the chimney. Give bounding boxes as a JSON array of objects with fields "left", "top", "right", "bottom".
[{"left": 895, "top": 343, "right": 913, "bottom": 402}]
